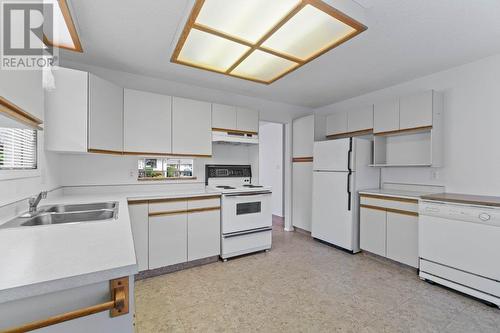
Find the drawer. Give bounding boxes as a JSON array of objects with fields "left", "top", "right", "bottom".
[
  {"left": 149, "top": 200, "right": 187, "bottom": 214},
  {"left": 360, "top": 195, "right": 418, "bottom": 213},
  {"left": 221, "top": 229, "right": 271, "bottom": 259},
  {"left": 188, "top": 196, "right": 220, "bottom": 210}
]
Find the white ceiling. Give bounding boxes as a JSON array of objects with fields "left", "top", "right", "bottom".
[{"left": 61, "top": 0, "right": 500, "bottom": 108}]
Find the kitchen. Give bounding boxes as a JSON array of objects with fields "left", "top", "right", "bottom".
[{"left": 1, "top": 0, "right": 500, "bottom": 332}]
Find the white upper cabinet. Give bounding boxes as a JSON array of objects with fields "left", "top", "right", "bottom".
[
  {"left": 236, "top": 107, "right": 259, "bottom": 133},
  {"left": 172, "top": 97, "right": 212, "bottom": 156},
  {"left": 326, "top": 111, "right": 348, "bottom": 136},
  {"left": 123, "top": 89, "right": 172, "bottom": 154},
  {"left": 88, "top": 74, "right": 123, "bottom": 153},
  {"left": 293, "top": 115, "right": 315, "bottom": 157},
  {"left": 0, "top": 70, "right": 43, "bottom": 121},
  {"left": 45, "top": 67, "right": 88, "bottom": 152},
  {"left": 347, "top": 105, "right": 373, "bottom": 133},
  {"left": 374, "top": 99, "right": 400, "bottom": 134},
  {"left": 399, "top": 90, "right": 434, "bottom": 130},
  {"left": 212, "top": 103, "right": 237, "bottom": 130}
]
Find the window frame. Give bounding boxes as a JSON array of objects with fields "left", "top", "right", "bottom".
[
  {"left": 138, "top": 157, "right": 194, "bottom": 180},
  {"left": 0, "top": 128, "right": 40, "bottom": 181}
]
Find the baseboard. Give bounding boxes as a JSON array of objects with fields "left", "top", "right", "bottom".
[{"left": 135, "top": 255, "right": 219, "bottom": 281}]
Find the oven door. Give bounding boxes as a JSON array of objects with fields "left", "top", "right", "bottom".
[{"left": 222, "top": 191, "right": 272, "bottom": 234}]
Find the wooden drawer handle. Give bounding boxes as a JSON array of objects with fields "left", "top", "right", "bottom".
[
  {"left": 361, "top": 204, "right": 418, "bottom": 217},
  {"left": 2, "top": 277, "right": 129, "bottom": 333},
  {"left": 149, "top": 206, "right": 220, "bottom": 217}
]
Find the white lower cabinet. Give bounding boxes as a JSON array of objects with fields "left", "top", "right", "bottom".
[
  {"left": 149, "top": 213, "right": 188, "bottom": 269},
  {"left": 128, "top": 203, "right": 149, "bottom": 272},
  {"left": 187, "top": 210, "right": 221, "bottom": 261},
  {"left": 360, "top": 207, "right": 386, "bottom": 257},
  {"left": 386, "top": 212, "right": 418, "bottom": 268}
]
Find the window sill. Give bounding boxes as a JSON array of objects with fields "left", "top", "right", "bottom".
[{"left": 137, "top": 176, "right": 197, "bottom": 181}]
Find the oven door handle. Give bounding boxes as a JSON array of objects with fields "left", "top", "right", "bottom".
[
  {"left": 223, "top": 227, "right": 272, "bottom": 238},
  {"left": 224, "top": 191, "right": 272, "bottom": 198}
]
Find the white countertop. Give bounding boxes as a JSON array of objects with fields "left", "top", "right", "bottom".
[
  {"left": 358, "top": 188, "right": 432, "bottom": 200},
  {"left": 0, "top": 189, "right": 221, "bottom": 304}
]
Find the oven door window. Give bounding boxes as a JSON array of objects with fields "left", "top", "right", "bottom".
[{"left": 236, "top": 202, "right": 261, "bottom": 215}]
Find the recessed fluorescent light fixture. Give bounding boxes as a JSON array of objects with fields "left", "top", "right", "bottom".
[
  {"left": 43, "top": 0, "right": 83, "bottom": 52},
  {"left": 171, "top": 0, "right": 366, "bottom": 84}
]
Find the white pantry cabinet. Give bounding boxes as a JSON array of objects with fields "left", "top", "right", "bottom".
[
  {"left": 386, "top": 212, "right": 418, "bottom": 267},
  {"left": 88, "top": 74, "right": 123, "bottom": 153},
  {"left": 347, "top": 105, "right": 373, "bottom": 133},
  {"left": 325, "top": 111, "right": 348, "bottom": 137},
  {"left": 292, "top": 162, "right": 313, "bottom": 231},
  {"left": 45, "top": 67, "right": 88, "bottom": 152},
  {"left": 236, "top": 107, "right": 259, "bottom": 133},
  {"left": 212, "top": 103, "right": 237, "bottom": 130},
  {"left": 399, "top": 90, "right": 434, "bottom": 130},
  {"left": 123, "top": 89, "right": 172, "bottom": 154},
  {"left": 374, "top": 99, "right": 399, "bottom": 134},
  {"left": 149, "top": 213, "right": 188, "bottom": 269},
  {"left": 360, "top": 206, "right": 386, "bottom": 257},
  {"left": 172, "top": 97, "right": 212, "bottom": 156},
  {"left": 128, "top": 203, "right": 149, "bottom": 272}
]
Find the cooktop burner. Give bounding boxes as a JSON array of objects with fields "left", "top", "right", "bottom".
[
  {"left": 216, "top": 186, "right": 236, "bottom": 189},
  {"left": 243, "top": 185, "right": 263, "bottom": 188}
]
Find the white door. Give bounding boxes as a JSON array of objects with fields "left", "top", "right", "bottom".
[
  {"left": 311, "top": 171, "right": 353, "bottom": 250},
  {"left": 222, "top": 192, "right": 272, "bottom": 234},
  {"left": 292, "top": 115, "right": 315, "bottom": 157},
  {"left": 123, "top": 89, "right": 172, "bottom": 154},
  {"left": 172, "top": 97, "right": 212, "bottom": 156},
  {"left": 149, "top": 213, "right": 187, "bottom": 269},
  {"left": 292, "top": 162, "right": 313, "bottom": 231},
  {"left": 88, "top": 74, "right": 123, "bottom": 152},
  {"left": 313, "top": 139, "right": 350, "bottom": 171},
  {"left": 347, "top": 105, "right": 373, "bottom": 132},
  {"left": 374, "top": 99, "right": 400, "bottom": 134},
  {"left": 386, "top": 212, "right": 418, "bottom": 267},
  {"left": 360, "top": 206, "right": 386, "bottom": 256},
  {"left": 399, "top": 90, "right": 433, "bottom": 130},
  {"left": 236, "top": 107, "right": 259, "bottom": 133},
  {"left": 212, "top": 103, "right": 237, "bottom": 130},
  {"left": 326, "top": 111, "right": 348, "bottom": 136},
  {"left": 187, "top": 210, "right": 221, "bottom": 261}
]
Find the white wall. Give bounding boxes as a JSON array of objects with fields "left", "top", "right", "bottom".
[
  {"left": 315, "top": 53, "right": 500, "bottom": 196},
  {"left": 259, "top": 122, "right": 283, "bottom": 217}
]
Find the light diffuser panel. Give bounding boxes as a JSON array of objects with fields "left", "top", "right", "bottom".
[
  {"left": 178, "top": 29, "right": 251, "bottom": 72},
  {"left": 195, "top": 0, "right": 301, "bottom": 43},
  {"left": 262, "top": 4, "right": 356, "bottom": 61},
  {"left": 231, "top": 50, "right": 298, "bottom": 82},
  {"left": 43, "top": 0, "right": 82, "bottom": 52}
]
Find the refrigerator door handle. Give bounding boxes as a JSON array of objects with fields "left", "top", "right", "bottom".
[{"left": 347, "top": 171, "right": 352, "bottom": 211}]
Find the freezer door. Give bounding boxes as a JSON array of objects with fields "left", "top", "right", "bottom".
[
  {"left": 311, "top": 171, "right": 354, "bottom": 250},
  {"left": 313, "top": 139, "right": 351, "bottom": 171}
]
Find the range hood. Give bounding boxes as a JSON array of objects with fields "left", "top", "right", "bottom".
[{"left": 212, "top": 130, "right": 259, "bottom": 145}]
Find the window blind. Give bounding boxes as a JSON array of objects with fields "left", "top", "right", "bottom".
[{"left": 0, "top": 128, "right": 37, "bottom": 170}]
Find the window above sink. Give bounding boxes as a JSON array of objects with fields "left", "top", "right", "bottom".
[{"left": 137, "top": 158, "right": 194, "bottom": 181}]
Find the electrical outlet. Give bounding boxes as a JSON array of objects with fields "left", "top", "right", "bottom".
[
  {"left": 129, "top": 170, "right": 135, "bottom": 178},
  {"left": 431, "top": 170, "right": 440, "bottom": 180}
]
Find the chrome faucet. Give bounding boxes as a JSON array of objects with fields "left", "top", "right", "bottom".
[{"left": 26, "top": 191, "right": 47, "bottom": 216}]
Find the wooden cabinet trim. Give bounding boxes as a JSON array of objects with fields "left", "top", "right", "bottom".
[
  {"left": 212, "top": 127, "right": 258, "bottom": 135},
  {"left": 374, "top": 125, "right": 432, "bottom": 137},
  {"left": 360, "top": 194, "right": 418, "bottom": 204},
  {"left": 88, "top": 148, "right": 123, "bottom": 155},
  {"left": 149, "top": 206, "right": 220, "bottom": 217},
  {"left": 0, "top": 96, "right": 43, "bottom": 130},
  {"left": 326, "top": 128, "right": 373, "bottom": 140},
  {"left": 292, "top": 156, "right": 313, "bottom": 163},
  {"left": 361, "top": 204, "right": 418, "bottom": 217},
  {"left": 146, "top": 195, "right": 221, "bottom": 204}
]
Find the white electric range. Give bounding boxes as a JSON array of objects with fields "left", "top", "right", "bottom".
[{"left": 206, "top": 165, "right": 272, "bottom": 260}]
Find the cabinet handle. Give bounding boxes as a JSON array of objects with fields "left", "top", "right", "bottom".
[{"left": 1, "top": 277, "right": 129, "bottom": 333}]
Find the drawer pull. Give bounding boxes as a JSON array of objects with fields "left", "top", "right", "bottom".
[{"left": 2, "top": 277, "right": 129, "bottom": 333}]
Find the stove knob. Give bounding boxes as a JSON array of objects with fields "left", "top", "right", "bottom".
[{"left": 479, "top": 213, "right": 491, "bottom": 221}]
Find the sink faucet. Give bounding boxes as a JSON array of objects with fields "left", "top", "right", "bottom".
[{"left": 27, "top": 191, "right": 47, "bottom": 216}]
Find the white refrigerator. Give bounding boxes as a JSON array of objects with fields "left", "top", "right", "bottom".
[{"left": 311, "top": 138, "right": 379, "bottom": 253}]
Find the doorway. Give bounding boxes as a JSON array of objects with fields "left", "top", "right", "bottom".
[{"left": 258, "top": 121, "right": 284, "bottom": 228}]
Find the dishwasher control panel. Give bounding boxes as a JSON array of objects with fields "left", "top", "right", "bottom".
[{"left": 419, "top": 200, "right": 500, "bottom": 226}]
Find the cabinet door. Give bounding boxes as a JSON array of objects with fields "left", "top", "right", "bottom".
[
  {"left": 360, "top": 207, "right": 386, "bottom": 256},
  {"left": 386, "top": 212, "right": 418, "bottom": 268},
  {"left": 172, "top": 97, "right": 212, "bottom": 156},
  {"left": 212, "top": 103, "right": 237, "bottom": 130},
  {"left": 123, "top": 89, "right": 172, "bottom": 154},
  {"left": 128, "top": 203, "right": 149, "bottom": 272},
  {"left": 0, "top": 69, "right": 43, "bottom": 121},
  {"left": 399, "top": 90, "right": 433, "bottom": 130},
  {"left": 45, "top": 67, "right": 88, "bottom": 152},
  {"left": 149, "top": 213, "right": 187, "bottom": 269},
  {"left": 292, "top": 162, "right": 313, "bottom": 231},
  {"left": 187, "top": 210, "right": 221, "bottom": 261},
  {"left": 347, "top": 105, "right": 373, "bottom": 132},
  {"left": 236, "top": 107, "right": 259, "bottom": 133},
  {"left": 326, "top": 111, "right": 348, "bottom": 136},
  {"left": 293, "top": 115, "right": 314, "bottom": 157},
  {"left": 374, "top": 99, "right": 399, "bottom": 133},
  {"left": 88, "top": 74, "right": 123, "bottom": 152}
]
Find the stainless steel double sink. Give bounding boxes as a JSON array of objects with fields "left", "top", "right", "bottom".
[{"left": 0, "top": 202, "right": 119, "bottom": 229}]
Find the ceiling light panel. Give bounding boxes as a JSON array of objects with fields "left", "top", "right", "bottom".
[
  {"left": 178, "top": 29, "right": 250, "bottom": 72},
  {"left": 171, "top": 0, "right": 367, "bottom": 84},
  {"left": 195, "top": 0, "right": 301, "bottom": 43},
  {"left": 262, "top": 4, "right": 357, "bottom": 61},
  {"left": 44, "top": 0, "right": 83, "bottom": 52},
  {"left": 231, "top": 50, "right": 299, "bottom": 82}
]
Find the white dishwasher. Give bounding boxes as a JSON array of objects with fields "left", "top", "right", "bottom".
[{"left": 419, "top": 198, "right": 500, "bottom": 307}]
